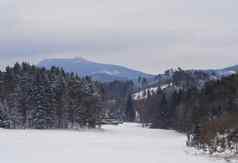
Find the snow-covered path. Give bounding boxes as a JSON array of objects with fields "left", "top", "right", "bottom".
[{"left": 0, "top": 123, "right": 227, "bottom": 163}]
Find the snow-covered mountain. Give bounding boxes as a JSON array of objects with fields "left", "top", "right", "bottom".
[
  {"left": 223, "top": 65, "right": 238, "bottom": 73},
  {"left": 38, "top": 57, "right": 154, "bottom": 82},
  {"left": 132, "top": 67, "right": 237, "bottom": 101}
]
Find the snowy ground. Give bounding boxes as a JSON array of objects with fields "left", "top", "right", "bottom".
[{"left": 0, "top": 123, "right": 231, "bottom": 163}]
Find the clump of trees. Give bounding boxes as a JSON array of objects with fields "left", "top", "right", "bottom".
[
  {"left": 0, "top": 63, "right": 104, "bottom": 129},
  {"left": 187, "top": 112, "right": 238, "bottom": 154},
  {"left": 185, "top": 74, "right": 238, "bottom": 154},
  {"left": 102, "top": 80, "right": 135, "bottom": 121}
]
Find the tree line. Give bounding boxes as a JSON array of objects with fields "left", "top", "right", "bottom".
[{"left": 0, "top": 63, "right": 104, "bottom": 129}]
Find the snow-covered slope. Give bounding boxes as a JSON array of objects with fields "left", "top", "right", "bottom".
[
  {"left": 0, "top": 123, "right": 227, "bottom": 163},
  {"left": 38, "top": 58, "right": 154, "bottom": 82},
  {"left": 133, "top": 87, "right": 159, "bottom": 100},
  {"left": 132, "top": 84, "right": 171, "bottom": 100}
]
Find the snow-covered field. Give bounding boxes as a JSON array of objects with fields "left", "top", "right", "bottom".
[{"left": 0, "top": 123, "right": 229, "bottom": 163}]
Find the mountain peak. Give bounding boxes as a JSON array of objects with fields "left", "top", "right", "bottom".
[
  {"left": 73, "top": 57, "right": 91, "bottom": 63},
  {"left": 38, "top": 58, "right": 154, "bottom": 82}
]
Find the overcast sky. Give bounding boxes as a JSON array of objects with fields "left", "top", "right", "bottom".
[{"left": 0, "top": 0, "right": 238, "bottom": 74}]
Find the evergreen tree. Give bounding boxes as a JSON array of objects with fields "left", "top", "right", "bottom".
[{"left": 125, "top": 95, "right": 135, "bottom": 122}]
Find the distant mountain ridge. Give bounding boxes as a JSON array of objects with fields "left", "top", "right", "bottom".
[
  {"left": 223, "top": 65, "right": 238, "bottom": 72},
  {"left": 38, "top": 57, "right": 154, "bottom": 82}
]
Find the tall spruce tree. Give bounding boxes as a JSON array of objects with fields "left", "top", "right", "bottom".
[{"left": 125, "top": 95, "right": 135, "bottom": 122}]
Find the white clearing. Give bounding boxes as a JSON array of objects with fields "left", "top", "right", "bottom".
[{"left": 0, "top": 123, "right": 228, "bottom": 163}]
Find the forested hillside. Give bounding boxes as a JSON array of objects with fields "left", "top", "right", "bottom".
[
  {"left": 0, "top": 63, "right": 104, "bottom": 129},
  {"left": 133, "top": 69, "right": 238, "bottom": 154}
]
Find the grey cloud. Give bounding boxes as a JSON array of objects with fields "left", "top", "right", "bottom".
[{"left": 0, "top": 0, "right": 238, "bottom": 73}]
